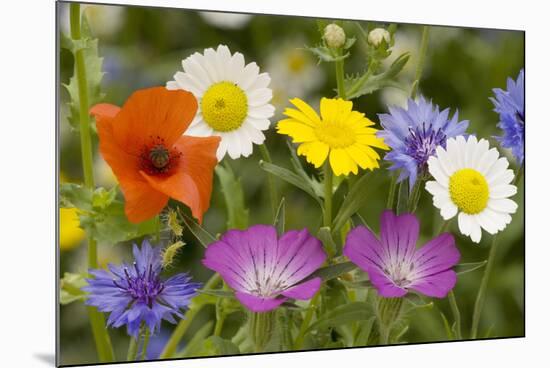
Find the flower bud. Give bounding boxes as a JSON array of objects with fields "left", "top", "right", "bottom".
[
  {"left": 368, "top": 28, "right": 391, "bottom": 47},
  {"left": 324, "top": 23, "right": 346, "bottom": 49}
]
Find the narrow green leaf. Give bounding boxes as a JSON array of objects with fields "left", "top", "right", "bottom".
[
  {"left": 198, "top": 289, "right": 235, "bottom": 299},
  {"left": 308, "top": 262, "right": 356, "bottom": 282},
  {"left": 306, "top": 302, "right": 372, "bottom": 333},
  {"left": 260, "top": 160, "right": 323, "bottom": 207},
  {"left": 196, "top": 336, "right": 240, "bottom": 357},
  {"left": 332, "top": 172, "right": 371, "bottom": 233},
  {"left": 177, "top": 321, "right": 214, "bottom": 358},
  {"left": 440, "top": 312, "right": 454, "bottom": 340},
  {"left": 215, "top": 163, "right": 249, "bottom": 230},
  {"left": 317, "top": 227, "right": 337, "bottom": 257},
  {"left": 286, "top": 141, "right": 324, "bottom": 198},
  {"left": 177, "top": 209, "right": 216, "bottom": 248},
  {"left": 456, "top": 261, "right": 487, "bottom": 275},
  {"left": 354, "top": 317, "right": 377, "bottom": 346},
  {"left": 273, "top": 197, "right": 286, "bottom": 235}
]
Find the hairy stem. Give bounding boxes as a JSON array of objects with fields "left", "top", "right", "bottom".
[
  {"left": 335, "top": 57, "right": 347, "bottom": 99},
  {"left": 140, "top": 328, "right": 150, "bottom": 360},
  {"left": 126, "top": 335, "right": 139, "bottom": 361},
  {"left": 293, "top": 292, "right": 321, "bottom": 350},
  {"left": 411, "top": 26, "right": 430, "bottom": 99},
  {"left": 323, "top": 161, "right": 333, "bottom": 227},
  {"left": 70, "top": 3, "right": 114, "bottom": 362}
]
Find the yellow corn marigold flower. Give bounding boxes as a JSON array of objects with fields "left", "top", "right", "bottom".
[
  {"left": 60, "top": 207, "right": 85, "bottom": 251},
  {"left": 277, "top": 97, "right": 389, "bottom": 176}
]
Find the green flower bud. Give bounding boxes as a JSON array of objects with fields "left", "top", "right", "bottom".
[{"left": 324, "top": 23, "right": 346, "bottom": 49}]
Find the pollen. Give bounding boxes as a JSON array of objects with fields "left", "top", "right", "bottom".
[
  {"left": 315, "top": 123, "right": 356, "bottom": 148},
  {"left": 201, "top": 81, "right": 248, "bottom": 132},
  {"left": 449, "top": 168, "right": 489, "bottom": 214}
]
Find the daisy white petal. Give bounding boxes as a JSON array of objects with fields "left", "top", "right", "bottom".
[{"left": 168, "top": 45, "right": 274, "bottom": 160}]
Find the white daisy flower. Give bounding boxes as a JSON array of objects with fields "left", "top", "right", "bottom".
[
  {"left": 425, "top": 135, "right": 518, "bottom": 243},
  {"left": 167, "top": 45, "right": 275, "bottom": 160},
  {"left": 199, "top": 11, "right": 252, "bottom": 30}
]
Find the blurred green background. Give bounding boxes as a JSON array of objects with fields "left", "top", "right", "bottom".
[{"left": 58, "top": 2, "right": 524, "bottom": 365}]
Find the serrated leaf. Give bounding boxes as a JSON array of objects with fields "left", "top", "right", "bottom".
[
  {"left": 308, "top": 261, "right": 356, "bottom": 282},
  {"left": 306, "top": 45, "right": 349, "bottom": 63},
  {"left": 215, "top": 163, "right": 249, "bottom": 230},
  {"left": 344, "top": 52, "right": 410, "bottom": 99},
  {"left": 306, "top": 302, "right": 372, "bottom": 333},
  {"left": 177, "top": 209, "right": 216, "bottom": 248},
  {"left": 60, "top": 272, "right": 87, "bottom": 305},
  {"left": 60, "top": 183, "right": 157, "bottom": 244},
  {"left": 259, "top": 160, "right": 323, "bottom": 208},
  {"left": 63, "top": 16, "right": 105, "bottom": 130},
  {"left": 332, "top": 172, "right": 371, "bottom": 233},
  {"left": 456, "top": 261, "right": 487, "bottom": 275}
]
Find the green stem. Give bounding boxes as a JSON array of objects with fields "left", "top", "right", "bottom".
[
  {"left": 448, "top": 290, "right": 462, "bottom": 339},
  {"left": 386, "top": 173, "right": 398, "bottom": 210},
  {"left": 160, "top": 273, "right": 221, "bottom": 358},
  {"left": 411, "top": 26, "right": 430, "bottom": 99},
  {"left": 470, "top": 167, "right": 523, "bottom": 339},
  {"left": 126, "top": 335, "right": 139, "bottom": 361},
  {"left": 323, "top": 161, "right": 333, "bottom": 227},
  {"left": 259, "top": 144, "right": 278, "bottom": 219},
  {"left": 335, "top": 57, "right": 346, "bottom": 99},
  {"left": 70, "top": 3, "right": 114, "bottom": 362},
  {"left": 293, "top": 292, "right": 320, "bottom": 350},
  {"left": 407, "top": 178, "right": 423, "bottom": 213},
  {"left": 140, "top": 328, "right": 150, "bottom": 360}
]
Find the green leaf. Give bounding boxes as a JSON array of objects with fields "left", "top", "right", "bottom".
[
  {"left": 332, "top": 172, "right": 371, "bottom": 233},
  {"left": 177, "top": 209, "right": 216, "bottom": 248},
  {"left": 273, "top": 197, "right": 286, "bottom": 235},
  {"left": 60, "top": 183, "right": 157, "bottom": 244},
  {"left": 198, "top": 289, "right": 235, "bottom": 299},
  {"left": 317, "top": 227, "right": 337, "bottom": 257},
  {"left": 60, "top": 272, "right": 87, "bottom": 305},
  {"left": 177, "top": 321, "right": 214, "bottom": 358},
  {"left": 259, "top": 160, "right": 323, "bottom": 208},
  {"left": 63, "top": 16, "right": 105, "bottom": 130},
  {"left": 306, "top": 45, "right": 350, "bottom": 63},
  {"left": 440, "top": 312, "right": 454, "bottom": 340},
  {"left": 308, "top": 261, "right": 356, "bottom": 282},
  {"left": 456, "top": 261, "right": 487, "bottom": 275},
  {"left": 215, "top": 163, "right": 249, "bottom": 230},
  {"left": 286, "top": 141, "right": 324, "bottom": 198},
  {"left": 344, "top": 52, "right": 410, "bottom": 100},
  {"left": 354, "top": 317, "right": 377, "bottom": 346},
  {"left": 196, "top": 336, "right": 240, "bottom": 357},
  {"left": 306, "top": 302, "right": 372, "bottom": 333}
]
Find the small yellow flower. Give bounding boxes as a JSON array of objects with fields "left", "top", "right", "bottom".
[
  {"left": 277, "top": 97, "right": 389, "bottom": 176},
  {"left": 60, "top": 208, "right": 85, "bottom": 251}
]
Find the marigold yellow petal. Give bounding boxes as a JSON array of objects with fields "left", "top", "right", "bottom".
[
  {"left": 356, "top": 134, "right": 390, "bottom": 150},
  {"left": 297, "top": 141, "right": 329, "bottom": 168},
  {"left": 320, "top": 98, "right": 352, "bottom": 123},
  {"left": 283, "top": 108, "right": 318, "bottom": 127},
  {"left": 345, "top": 144, "right": 377, "bottom": 170},
  {"left": 277, "top": 119, "right": 317, "bottom": 143},
  {"left": 289, "top": 98, "right": 321, "bottom": 125},
  {"left": 329, "top": 148, "right": 358, "bottom": 176},
  {"left": 60, "top": 208, "right": 85, "bottom": 251}
]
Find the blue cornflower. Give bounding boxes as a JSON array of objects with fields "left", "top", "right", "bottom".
[
  {"left": 377, "top": 96, "right": 469, "bottom": 190},
  {"left": 83, "top": 240, "right": 200, "bottom": 337},
  {"left": 490, "top": 69, "right": 524, "bottom": 163}
]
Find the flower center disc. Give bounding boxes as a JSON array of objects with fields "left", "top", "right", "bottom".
[
  {"left": 315, "top": 124, "right": 355, "bottom": 148},
  {"left": 201, "top": 81, "right": 248, "bottom": 132},
  {"left": 149, "top": 144, "right": 170, "bottom": 169},
  {"left": 449, "top": 168, "right": 489, "bottom": 214}
]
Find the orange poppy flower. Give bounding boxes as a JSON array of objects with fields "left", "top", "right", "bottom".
[{"left": 91, "top": 87, "right": 220, "bottom": 224}]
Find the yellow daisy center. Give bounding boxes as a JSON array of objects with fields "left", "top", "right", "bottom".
[
  {"left": 449, "top": 168, "right": 489, "bottom": 214},
  {"left": 201, "top": 81, "right": 248, "bottom": 132},
  {"left": 315, "top": 123, "right": 356, "bottom": 148}
]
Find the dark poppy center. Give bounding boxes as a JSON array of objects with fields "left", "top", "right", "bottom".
[{"left": 149, "top": 145, "right": 170, "bottom": 169}]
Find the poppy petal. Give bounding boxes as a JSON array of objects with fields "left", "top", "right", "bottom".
[
  {"left": 121, "top": 180, "right": 170, "bottom": 223},
  {"left": 173, "top": 135, "right": 220, "bottom": 212},
  {"left": 112, "top": 87, "right": 198, "bottom": 154},
  {"left": 90, "top": 103, "right": 121, "bottom": 122},
  {"left": 140, "top": 171, "right": 203, "bottom": 222}
]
